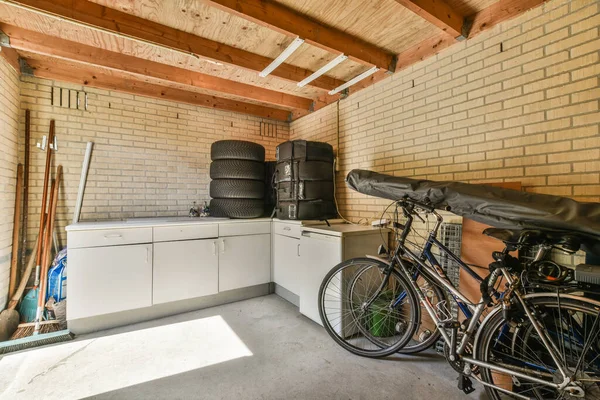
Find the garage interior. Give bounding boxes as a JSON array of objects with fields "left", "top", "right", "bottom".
[{"left": 0, "top": 0, "right": 599, "bottom": 399}]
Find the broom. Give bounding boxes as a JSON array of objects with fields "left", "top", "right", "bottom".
[{"left": 0, "top": 165, "right": 73, "bottom": 354}]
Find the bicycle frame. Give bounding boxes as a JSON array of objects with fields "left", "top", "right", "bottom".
[{"left": 385, "top": 200, "right": 575, "bottom": 393}]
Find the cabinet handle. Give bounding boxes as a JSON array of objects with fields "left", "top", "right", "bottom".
[
  {"left": 104, "top": 233, "right": 122, "bottom": 239},
  {"left": 221, "top": 239, "right": 225, "bottom": 253},
  {"left": 212, "top": 241, "right": 217, "bottom": 255},
  {"left": 297, "top": 243, "right": 300, "bottom": 257},
  {"left": 146, "top": 246, "right": 149, "bottom": 263},
  {"left": 283, "top": 227, "right": 291, "bottom": 231}
]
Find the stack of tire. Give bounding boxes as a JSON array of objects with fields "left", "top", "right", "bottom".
[
  {"left": 275, "top": 140, "right": 337, "bottom": 220},
  {"left": 209, "top": 140, "right": 266, "bottom": 219}
]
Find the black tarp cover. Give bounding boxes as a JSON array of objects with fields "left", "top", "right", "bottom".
[{"left": 346, "top": 169, "right": 600, "bottom": 254}]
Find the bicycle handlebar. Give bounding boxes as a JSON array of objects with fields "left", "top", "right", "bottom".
[{"left": 398, "top": 197, "right": 451, "bottom": 213}]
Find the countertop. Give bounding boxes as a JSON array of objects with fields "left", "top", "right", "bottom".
[
  {"left": 66, "top": 217, "right": 385, "bottom": 236},
  {"left": 66, "top": 217, "right": 272, "bottom": 231},
  {"left": 301, "top": 224, "right": 389, "bottom": 237}
]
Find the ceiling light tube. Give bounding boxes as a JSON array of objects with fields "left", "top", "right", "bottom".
[
  {"left": 297, "top": 54, "right": 348, "bottom": 87},
  {"left": 328, "top": 66, "right": 379, "bottom": 95},
  {"left": 259, "top": 37, "right": 305, "bottom": 78}
]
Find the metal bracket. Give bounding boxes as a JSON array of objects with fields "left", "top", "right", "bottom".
[
  {"left": 0, "top": 30, "right": 10, "bottom": 47},
  {"left": 339, "top": 88, "right": 349, "bottom": 99},
  {"left": 461, "top": 17, "right": 474, "bottom": 40},
  {"left": 388, "top": 54, "right": 398, "bottom": 73},
  {"left": 19, "top": 58, "right": 34, "bottom": 76},
  {"left": 308, "top": 101, "right": 315, "bottom": 112}
]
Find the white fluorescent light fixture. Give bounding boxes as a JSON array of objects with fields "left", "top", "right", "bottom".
[
  {"left": 259, "top": 37, "right": 305, "bottom": 77},
  {"left": 328, "top": 66, "right": 379, "bottom": 95},
  {"left": 297, "top": 54, "right": 348, "bottom": 87}
]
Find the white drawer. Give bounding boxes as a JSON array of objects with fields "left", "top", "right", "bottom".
[
  {"left": 273, "top": 221, "right": 301, "bottom": 239},
  {"left": 153, "top": 224, "right": 218, "bottom": 242},
  {"left": 219, "top": 221, "right": 271, "bottom": 237},
  {"left": 68, "top": 227, "right": 153, "bottom": 249}
]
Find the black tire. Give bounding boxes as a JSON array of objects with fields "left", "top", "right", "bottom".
[
  {"left": 276, "top": 200, "right": 337, "bottom": 220},
  {"left": 210, "top": 160, "right": 264, "bottom": 180},
  {"left": 476, "top": 294, "right": 600, "bottom": 400},
  {"left": 275, "top": 160, "right": 333, "bottom": 182},
  {"left": 210, "top": 179, "right": 264, "bottom": 199},
  {"left": 276, "top": 140, "right": 334, "bottom": 163},
  {"left": 318, "top": 257, "right": 419, "bottom": 358},
  {"left": 210, "top": 199, "right": 264, "bottom": 218},
  {"left": 211, "top": 140, "right": 265, "bottom": 162},
  {"left": 278, "top": 181, "right": 334, "bottom": 201}
]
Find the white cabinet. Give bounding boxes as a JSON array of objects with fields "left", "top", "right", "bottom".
[
  {"left": 153, "top": 239, "right": 219, "bottom": 304},
  {"left": 298, "top": 232, "right": 343, "bottom": 325},
  {"left": 68, "top": 244, "right": 153, "bottom": 319},
  {"left": 272, "top": 233, "right": 301, "bottom": 295},
  {"left": 219, "top": 234, "right": 270, "bottom": 292}
]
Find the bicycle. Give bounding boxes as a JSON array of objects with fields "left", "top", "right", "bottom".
[{"left": 319, "top": 197, "right": 600, "bottom": 399}]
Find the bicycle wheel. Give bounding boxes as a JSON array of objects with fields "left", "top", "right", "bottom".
[
  {"left": 318, "top": 257, "right": 419, "bottom": 358},
  {"left": 399, "top": 272, "right": 445, "bottom": 354},
  {"left": 347, "top": 262, "right": 444, "bottom": 354},
  {"left": 477, "top": 294, "right": 600, "bottom": 399}
]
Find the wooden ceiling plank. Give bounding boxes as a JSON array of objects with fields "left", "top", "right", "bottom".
[
  {"left": 1, "top": 24, "right": 313, "bottom": 110},
  {"left": 394, "top": 0, "right": 465, "bottom": 39},
  {"left": 5, "top": 0, "right": 345, "bottom": 91},
  {"left": 26, "top": 57, "right": 291, "bottom": 121},
  {"left": 202, "top": 0, "right": 396, "bottom": 71},
  {"left": 467, "top": 0, "right": 548, "bottom": 38}
]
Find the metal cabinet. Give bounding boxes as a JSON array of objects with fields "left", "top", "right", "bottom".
[
  {"left": 218, "top": 234, "right": 271, "bottom": 292},
  {"left": 68, "top": 243, "right": 153, "bottom": 319},
  {"left": 152, "top": 239, "right": 219, "bottom": 305}
]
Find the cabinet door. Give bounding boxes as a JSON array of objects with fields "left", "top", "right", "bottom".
[
  {"left": 218, "top": 234, "right": 270, "bottom": 292},
  {"left": 68, "top": 244, "right": 153, "bottom": 320},
  {"left": 298, "top": 232, "right": 342, "bottom": 325},
  {"left": 272, "top": 234, "right": 301, "bottom": 294},
  {"left": 153, "top": 239, "right": 218, "bottom": 305}
]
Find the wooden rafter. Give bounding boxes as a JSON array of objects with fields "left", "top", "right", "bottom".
[
  {"left": 0, "top": 44, "right": 19, "bottom": 72},
  {"left": 1, "top": 25, "right": 313, "bottom": 111},
  {"left": 26, "top": 57, "right": 291, "bottom": 121},
  {"left": 2, "top": 0, "right": 346, "bottom": 91},
  {"left": 394, "top": 0, "right": 465, "bottom": 39},
  {"left": 467, "top": 0, "right": 549, "bottom": 38},
  {"left": 203, "top": 0, "right": 397, "bottom": 71}
]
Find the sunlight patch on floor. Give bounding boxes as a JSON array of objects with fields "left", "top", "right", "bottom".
[{"left": 0, "top": 315, "right": 252, "bottom": 400}]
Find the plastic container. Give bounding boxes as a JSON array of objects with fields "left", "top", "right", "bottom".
[{"left": 47, "top": 248, "right": 67, "bottom": 302}]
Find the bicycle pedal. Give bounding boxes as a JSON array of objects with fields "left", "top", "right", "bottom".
[{"left": 457, "top": 374, "right": 475, "bottom": 395}]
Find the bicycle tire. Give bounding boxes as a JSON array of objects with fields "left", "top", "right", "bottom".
[
  {"left": 318, "top": 257, "right": 419, "bottom": 358},
  {"left": 347, "top": 263, "right": 444, "bottom": 354},
  {"left": 476, "top": 294, "right": 600, "bottom": 399}
]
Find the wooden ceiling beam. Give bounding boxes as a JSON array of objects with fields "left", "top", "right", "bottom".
[
  {"left": 2, "top": 0, "right": 345, "bottom": 91},
  {"left": 26, "top": 57, "right": 291, "bottom": 121},
  {"left": 203, "top": 0, "right": 396, "bottom": 71},
  {"left": 394, "top": 0, "right": 465, "bottom": 39},
  {"left": 1, "top": 25, "right": 313, "bottom": 111},
  {"left": 0, "top": 44, "right": 19, "bottom": 72},
  {"left": 466, "top": 0, "right": 549, "bottom": 38}
]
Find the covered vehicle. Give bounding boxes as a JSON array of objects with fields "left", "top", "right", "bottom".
[{"left": 346, "top": 169, "right": 600, "bottom": 255}]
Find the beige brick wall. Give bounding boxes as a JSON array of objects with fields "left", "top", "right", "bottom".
[
  {"left": 19, "top": 76, "right": 289, "bottom": 249},
  {"left": 290, "top": 0, "right": 600, "bottom": 222},
  {"left": 0, "top": 56, "right": 20, "bottom": 310}
]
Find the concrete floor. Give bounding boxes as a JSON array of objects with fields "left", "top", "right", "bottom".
[{"left": 0, "top": 295, "right": 486, "bottom": 400}]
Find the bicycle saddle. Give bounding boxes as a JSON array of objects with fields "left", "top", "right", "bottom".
[{"left": 483, "top": 228, "right": 582, "bottom": 252}]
